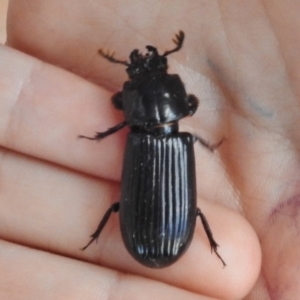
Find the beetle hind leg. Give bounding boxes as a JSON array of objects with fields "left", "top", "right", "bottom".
[
  {"left": 197, "top": 208, "right": 226, "bottom": 267},
  {"left": 81, "top": 202, "right": 120, "bottom": 251}
]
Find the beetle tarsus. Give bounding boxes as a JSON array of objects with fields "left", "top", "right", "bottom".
[
  {"left": 197, "top": 208, "right": 226, "bottom": 267},
  {"left": 78, "top": 121, "right": 127, "bottom": 141},
  {"left": 81, "top": 202, "right": 120, "bottom": 251}
]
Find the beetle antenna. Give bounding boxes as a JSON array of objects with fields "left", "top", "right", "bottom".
[
  {"left": 98, "top": 49, "right": 129, "bottom": 66},
  {"left": 163, "top": 30, "right": 185, "bottom": 57}
]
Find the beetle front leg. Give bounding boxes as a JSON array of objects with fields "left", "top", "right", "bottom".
[
  {"left": 187, "top": 94, "right": 199, "bottom": 116},
  {"left": 193, "top": 135, "right": 224, "bottom": 152},
  {"left": 81, "top": 202, "right": 120, "bottom": 251},
  {"left": 112, "top": 92, "right": 123, "bottom": 110},
  {"left": 197, "top": 208, "right": 226, "bottom": 267}
]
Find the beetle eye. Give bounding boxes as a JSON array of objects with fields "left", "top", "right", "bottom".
[{"left": 130, "top": 49, "right": 142, "bottom": 63}]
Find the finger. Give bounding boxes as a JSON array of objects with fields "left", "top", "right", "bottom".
[
  {"left": 0, "top": 148, "right": 261, "bottom": 299},
  {"left": 0, "top": 45, "right": 126, "bottom": 181},
  {"left": 0, "top": 240, "right": 218, "bottom": 300}
]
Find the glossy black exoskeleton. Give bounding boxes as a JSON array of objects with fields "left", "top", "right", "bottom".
[{"left": 80, "top": 31, "right": 225, "bottom": 268}]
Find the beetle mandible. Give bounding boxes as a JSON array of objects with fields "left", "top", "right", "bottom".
[{"left": 80, "top": 31, "right": 226, "bottom": 268}]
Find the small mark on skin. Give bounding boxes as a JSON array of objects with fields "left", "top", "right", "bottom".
[
  {"left": 207, "top": 58, "right": 275, "bottom": 119},
  {"left": 265, "top": 194, "right": 300, "bottom": 299},
  {"left": 247, "top": 98, "right": 275, "bottom": 119},
  {"left": 270, "top": 194, "right": 300, "bottom": 222}
]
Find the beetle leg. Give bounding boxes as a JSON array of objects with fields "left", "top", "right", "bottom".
[
  {"left": 187, "top": 94, "right": 199, "bottom": 116},
  {"left": 78, "top": 121, "right": 127, "bottom": 140},
  {"left": 81, "top": 202, "right": 120, "bottom": 251},
  {"left": 193, "top": 136, "right": 224, "bottom": 152},
  {"left": 197, "top": 208, "right": 226, "bottom": 267},
  {"left": 112, "top": 92, "right": 123, "bottom": 110}
]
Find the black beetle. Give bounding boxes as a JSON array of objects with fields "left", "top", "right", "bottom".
[{"left": 80, "top": 31, "right": 225, "bottom": 268}]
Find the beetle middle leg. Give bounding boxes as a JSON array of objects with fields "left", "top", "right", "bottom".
[
  {"left": 193, "top": 135, "right": 224, "bottom": 152},
  {"left": 197, "top": 208, "right": 226, "bottom": 267},
  {"left": 81, "top": 202, "right": 119, "bottom": 251},
  {"left": 78, "top": 121, "right": 127, "bottom": 141}
]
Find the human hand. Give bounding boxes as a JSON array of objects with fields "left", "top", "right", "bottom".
[{"left": 5, "top": 1, "right": 298, "bottom": 299}]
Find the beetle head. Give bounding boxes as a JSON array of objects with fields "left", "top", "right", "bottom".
[
  {"left": 126, "top": 46, "right": 168, "bottom": 79},
  {"left": 98, "top": 31, "right": 184, "bottom": 80}
]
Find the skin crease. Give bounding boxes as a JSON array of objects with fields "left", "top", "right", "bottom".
[{"left": 2, "top": 0, "right": 300, "bottom": 299}]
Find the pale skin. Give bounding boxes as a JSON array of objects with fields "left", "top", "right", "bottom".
[{"left": 1, "top": 0, "right": 300, "bottom": 299}]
